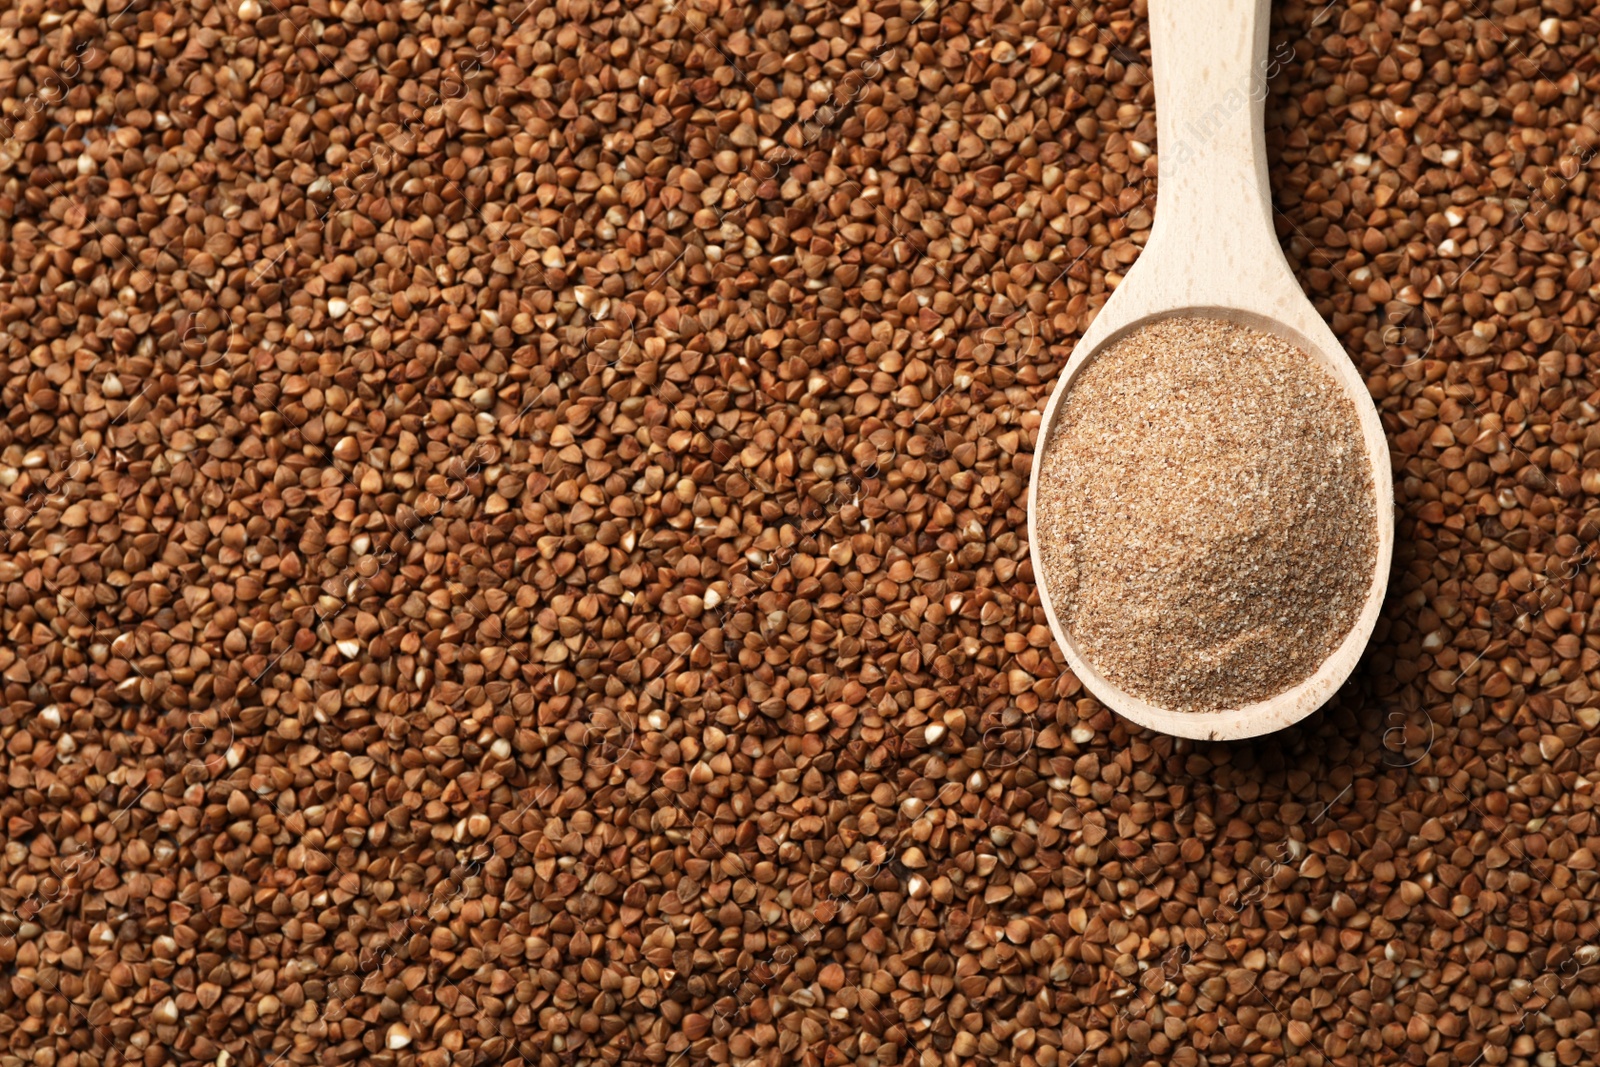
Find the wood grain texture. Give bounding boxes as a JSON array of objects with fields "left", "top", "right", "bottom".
[{"left": 1027, "top": 0, "right": 1395, "bottom": 740}]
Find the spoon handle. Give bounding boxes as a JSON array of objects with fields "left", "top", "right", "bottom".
[{"left": 1143, "top": 0, "right": 1292, "bottom": 303}]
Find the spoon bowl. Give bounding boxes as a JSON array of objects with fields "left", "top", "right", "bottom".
[{"left": 1026, "top": 0, "right": 1393, "bottom": 741}]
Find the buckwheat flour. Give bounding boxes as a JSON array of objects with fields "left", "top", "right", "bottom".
[{"left": 1035, "top": 317, "right": 1379, "bottom": 713}]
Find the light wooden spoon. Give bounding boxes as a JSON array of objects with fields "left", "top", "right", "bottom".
[{"left": 1026, "top": 0, "right": 1393, "bottom": 741}]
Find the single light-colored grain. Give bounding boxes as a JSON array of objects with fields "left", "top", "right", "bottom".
[{"left": 1036, "top": 316, "right": 1378, "bottom": 713}]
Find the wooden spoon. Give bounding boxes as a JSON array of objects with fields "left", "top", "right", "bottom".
[{"left": 1026, "top": 0, "right": 1394, "bottom": 741}]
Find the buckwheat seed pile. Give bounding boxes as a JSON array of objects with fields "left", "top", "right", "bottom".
[
  {"left": 3, "top": 1, "right": 1600, "bottom": 1066},
  {"left": 1036, "top": 317, "right": 1379, "bottom": 712}
]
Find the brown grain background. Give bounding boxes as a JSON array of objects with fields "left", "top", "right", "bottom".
[{"left": 0, "top": 0, "right": 1598, "bottom": 1064}]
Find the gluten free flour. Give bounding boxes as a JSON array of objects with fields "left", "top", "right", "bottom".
[{"left": 1035, "top": 317, "right": 1380, "bottom": 713}]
